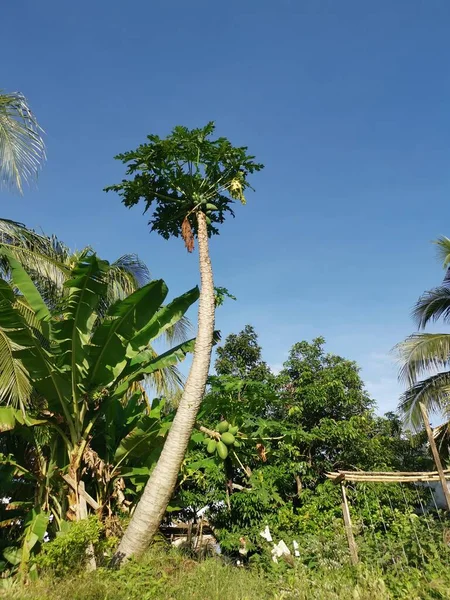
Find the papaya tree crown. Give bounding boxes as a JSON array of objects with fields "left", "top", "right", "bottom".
[{"left": 104, "top": 122, "right": 264, "bottom": 251}]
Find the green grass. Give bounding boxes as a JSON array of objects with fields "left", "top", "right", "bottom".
[{"left": 3, "top": 547, "right": 450, "bottom": 600}]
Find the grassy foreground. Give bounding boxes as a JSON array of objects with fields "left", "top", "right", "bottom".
[{"left": 3, "top": 546, "right": 450, "bottom": 600}]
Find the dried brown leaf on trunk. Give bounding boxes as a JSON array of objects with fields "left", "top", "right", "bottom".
[
  {"left": 83, "top": 446, "right": 110, "bottom": 484},
  {"left": 181, "top": 217, "right": 195, "bottom": 253}
]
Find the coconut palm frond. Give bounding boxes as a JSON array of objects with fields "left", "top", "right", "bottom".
[
  {"left": 0, "top": 218, "right": 70, "bottom": 301},
  {"left": 413, "top": 287, "right": 450, "bottom": 329},
  {"left": 396, "top": 333, "right": 450, "bottom": 386},
  {"left": 137, "top": 343, "right": 185, "bottom": 396},
  {"left": 111, "top": 254, "right": 151, "bottom": 289},
  {"left": 435, "top": 237, "right": 450, "bottom": 269},
  {"left": 149, "top": 364, "right": 184, "bottom": 397},
  {"left": 0, "top": 328, "right": 32, "bottom": 411},
  {"left": 0, "top": 92, "right": 45, "bottom": 193},
  {"left": 0, "top": 218, "right": 65, "bottom": 253},
  {"left": 101, "top": 254, "right": 151, "bottom": 312},
  {"left": 163, "top": 315, "right": 192, "bottom": 345},
  {"left": 398, "top": 371, "right": 450, "bottom": 429}
]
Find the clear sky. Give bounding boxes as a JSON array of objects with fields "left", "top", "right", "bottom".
[{"left": 2, "top": 0, "right": 450, "bottom": 414}]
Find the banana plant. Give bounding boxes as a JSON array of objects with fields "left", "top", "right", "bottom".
[
  {"left": 0, "top": 218, "right": 187, "bottom": 412},
  {"left": 1, "top": 507, "right": 48, "bottom": 582},
  {"left": 79, "top": 396, "right": 174, "bottom": 515},
  {"left": 0, "top": 251, "right": 199, "bottom": 521}
]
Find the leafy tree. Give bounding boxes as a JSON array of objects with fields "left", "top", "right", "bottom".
[
  {"left": 176, "top": 330, "right": 429, "bottom": 559},
  {"left": 277, "top": 337, "right": 373, "bottom": 424},
  {"left": 215, "top": 325, "right": 271, "bottom": 381},
  {"left": 397, "top": 237, "right": 450, "bottom": 428},
  {"left": 105, "top": 122, "right": 263, "bottom": 563},
  {"left": 0, "top": 92, "right": 45, "bottom": 193},
  {"left": 0, "top": 252, "right": 198, "bottom": 544}
]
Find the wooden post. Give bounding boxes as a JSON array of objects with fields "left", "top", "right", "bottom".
[
  {"left": 419, "top": 402, "right": 450, "bottom": 512},
  {"left": 341, "top": 482, "right": 359, "bottom": 565}
]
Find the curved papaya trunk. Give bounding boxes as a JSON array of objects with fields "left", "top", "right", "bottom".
[{"left": 112, "top": 211, "right": 215, "bottom": 565}]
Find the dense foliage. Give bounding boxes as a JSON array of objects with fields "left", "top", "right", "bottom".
[{"left": 174, "top": 329, "right": 434, "bottom": 563}]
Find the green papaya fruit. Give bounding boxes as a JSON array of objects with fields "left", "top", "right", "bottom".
[
  {"left": 228, "top": 425, "right": 239, "bottom": 436},
  {"left": 233, "top": 440, "right": 241, "bottom": 448},
  {"left": 216, "top": 441, "right": 229, "bottom": 460},
  {"left": 217, "top": 421, "right": 229, "bottom": 434},
  {"left": 205, "top": 203, "right": 218, "bottom": 211},
  {"left": 221, "top": 432, "right": 235, "bottom": 446},
  {"left": 207, "top": 440, "right": 217, "bottom": 454}
]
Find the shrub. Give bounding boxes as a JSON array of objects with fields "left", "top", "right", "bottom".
[{"left": 34, "top": 518, "right": 103, "bottom": 577}]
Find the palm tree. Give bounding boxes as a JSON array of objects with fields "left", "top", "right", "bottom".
[
  {"left": 397, "top": 237, "right": 450, "bottom": 428},
  {"left": 0, "top": 219, "right": 188, "bottom": 410},
  {"left": 106, "top": 122, "right": 263, "bottom": 563},
  {"left": 0, "top": 92, "right": 45, "bottom": 193}
]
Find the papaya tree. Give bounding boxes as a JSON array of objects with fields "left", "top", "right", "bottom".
[
  {"left": 0, "top": 251, "right": 199, "bottom": 528},
  {"left": 105, "top": 122, "right": 263, "bottom": 563}
]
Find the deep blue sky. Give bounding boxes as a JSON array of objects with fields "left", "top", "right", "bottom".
[{"left": 2, "top": 1, "right": 450, "bottom": 414}]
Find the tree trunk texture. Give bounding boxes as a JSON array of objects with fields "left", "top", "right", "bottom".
[{"left": 112, "top": 211, "right": 215, "bottom": 565}]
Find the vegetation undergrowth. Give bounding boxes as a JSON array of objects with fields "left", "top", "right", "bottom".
[{"left": 3, "top": 544, "right": 450, "bottom": 600}]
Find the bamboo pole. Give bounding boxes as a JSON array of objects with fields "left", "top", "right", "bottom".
[
  {"left": 340, "top": 482, "right": 359, "bottom": 566},
  {"left": 330, "top": 475, "right": 447, "bottom": 483},
  {"left": 419, "top": 402, "right": 450, "bottom": 512},
  {"left": 326, "top": 469, "right": 450, "bottom": 478},
  {"left": 326, "top": 470, "right": 450, "bottom": 484},
  {"left": 337, "top": 469, "right": 450, "bottom": 476}
]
